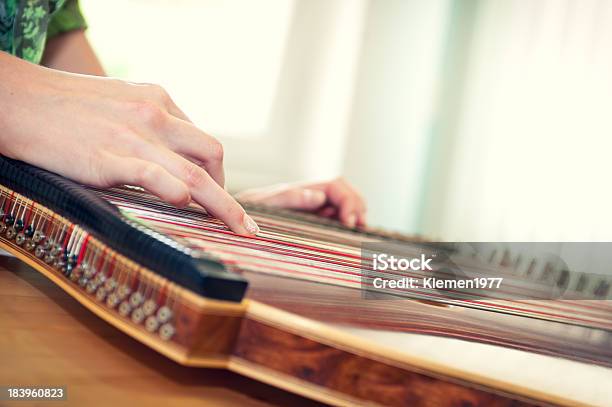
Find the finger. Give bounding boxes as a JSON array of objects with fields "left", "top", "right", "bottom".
[
  {"left": 103, "top": 155, "right": 191, "bottom": 207},
  {"left": 255, "top": 188, "right": 327, "bottom": 211},
  {"left": 165, "top": 116, "right": 225, "bottom": 187},
  {"left": 323, "top": 182, "right": 361, "bottom": 228},
  {"left": 167, "top": 102, "right": 191, "bottom": 122},
  {"left": 129, "top": 84, "right": 225, "bottom": 185},
  {"left": 341, "top": 206, "right": 358, "bottom": 228},
  {"left": 136, "top": 82, "right": 193, "bottom": 122},
  {"left": 357, "top": 210, "right": 367, "bottom": 226},
  {"left": 143, "top": 146, "right": 258, "bottom": 235}
]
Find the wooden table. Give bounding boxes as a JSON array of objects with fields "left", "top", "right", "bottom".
[{"left": 0, "top": 255, "right": 321, "bottom": 406}]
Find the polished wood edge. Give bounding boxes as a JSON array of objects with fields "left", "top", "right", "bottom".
[
  {"left": 0, "top": 242, "right": 235, "bottom": 368},
  {"left": 228, "top": 358, "right": 374, "bottom": 407},
  {"left": 243, "top": 300, "right": 578, "bottom": 407}
]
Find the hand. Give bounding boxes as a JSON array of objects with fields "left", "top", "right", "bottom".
[
  {"left": 236, "top": 178, "right": 367, "bottom": 228},
  {"left": 0, "top": 52, "right": 258, "bottom": 235}
]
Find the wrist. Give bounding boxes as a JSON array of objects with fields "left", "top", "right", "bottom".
[{"left": 0, "top": 52, "right": 50, "bottom": 157}]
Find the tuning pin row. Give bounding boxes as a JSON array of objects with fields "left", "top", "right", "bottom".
[
  {"left": 89, "top": 276, "right": 175, "bottom": 341},
  {"left": 484, "top": 246, "right": 611, "bottom": 299},
  {"left": 0, "top": 193, "right": 179, "bottom": 342}
]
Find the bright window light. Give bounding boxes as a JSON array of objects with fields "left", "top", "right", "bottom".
[{"left": 80, "top": 0, "right": 295, "bottom": 136}]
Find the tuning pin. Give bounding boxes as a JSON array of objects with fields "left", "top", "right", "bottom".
[
  {"left": 32, "top": 230, "right": 45, "bottom": 243},
  {"left": 103, "top": 278, "right": 117, "bottom": 292},
  {"left": 593, "top": 280, "right": 610, "bottom": 298},
  {"left": 95, "top": 287, "right": 107, "bottom": 302},
  {"left": 118, "top": 301, "right": 132, "bottom": 317},
  {"left": 53, "top": 258, "right": 65, "bottom": 270},
  {"left": 556, "top": 269, "right": 570, "bottom": 289},
  {"left": 525, "top": 258, "right": 537, "bottom": 276},
  {"left": 85, "top": 280, "right": 98, "bottom": 294},
  {"left": 145, "top": 316, "right": 160, "bottom": 332},
  {"left": 142, "top": 299, "right": 157, "bottom": 316},
  {"left": 574, "top": 274, "right": 587, "bottom": 292},
  {"left": 106, "top": 293, "right": 120, "bottom": 308},
  {"left": 24, "top": 225, "right": 34, "bottom": 238},
  {"left": 83, "top": 265, "right": 96, "bottom": 279},
  {"left": 512, "top": 254, "right": 522, "bottom": 271},
  {"left": 15, "top": 232, "right": 26, "bottom": 246},
  {"left": 159, "top": 323, "right": 175, "bottom": 341},
  {"left": 24, "top": 239, "right": 36, "bottom": 251},
  {"left": 41, "top": 239, "right": 52, "bottom": 250},
  {"left": 131, "top": 307, "right": 145, "bottom": 324},
  {"left": 117, "top": 285, "right": 131, "bottom": 300},
  {"left": 34, "top": 245, "right": 46, "bottom": 258},
  {"left": 69, "top": 266, "right": 82, "bottom": 283},
  {"left": 93, "top": 273, "right": 106, "bottom": 285},
  {"left": 500, "top": 250, "right": 512, "bottom": 267},
  {"left": 43, "top": 253, "right": 55, "bottom": 264},
  {"left": 5, "top": 227, "right": 17, "bottom": 240},
  {"left": 78, "top": 276, "right": 89, "bottom": 288},
  {"left": 129, "top": 292, "right": 144, "bottom": 308},
  {"left": 156, "top": 306, "right": 173, "bottom": 323},
  {"left": 50, "top": 244, "right": 63, "bottom": 257}
]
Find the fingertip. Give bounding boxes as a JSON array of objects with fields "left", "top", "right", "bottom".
[
  {"left": 357, "top": 212, "right": 367, "bottom": 226},
  {"left": 345, "top": 213, "right": 357, "bottom": 229},
  {"left": 242, "top": 213, "right": 260, "bottom": 236},
  {"left": 163, "top": 180, "right": 191, "bottom": 208},
  {"left": 173, "top": 192, "right": 192, "bottom": 208}
]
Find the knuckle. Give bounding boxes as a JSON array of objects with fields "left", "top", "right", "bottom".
[
  {"left": 132, "top": 101, "right": 166, "bottom": 129},
  {"left": 148, "top": 84, "right": 171, "bottom": 103},
  {"left": 208, "top": 139, "right": 224, "bottom": 161},
  {"left": 136, "top": 162, "right": 162, "bottom": 186},
  {"left": 182, "top": 163, "right": 207, "bottom": 188}
]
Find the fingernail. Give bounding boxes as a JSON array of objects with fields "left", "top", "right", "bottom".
[
  {"left": 346, "top": 214, "right": 357, "bottom": 228},
  {"left": 243, "top": 213, "right": 260, "bottom": 235}
]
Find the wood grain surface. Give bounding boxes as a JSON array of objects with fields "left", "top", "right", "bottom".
[
  {"left": 232, "top": 317, "right": 533, "bottom": 407},
  {"left": 0, "top": 255, "right": 321, "bottom": 407}
]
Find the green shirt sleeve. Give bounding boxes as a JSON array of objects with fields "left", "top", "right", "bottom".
[{"left": 47, "top": 0, "right": 87, "bottom": 38}]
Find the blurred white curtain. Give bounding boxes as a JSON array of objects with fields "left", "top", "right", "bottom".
[
  {"left": 426, "top": 0, "right": 612, "bottom": 241},
  {"left": 343, "top": 0, "right": 451, "bottom": 232}
]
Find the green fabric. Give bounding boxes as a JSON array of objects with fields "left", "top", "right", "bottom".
[
  {"left": 0, "top": 0, "right": 87, "bottom": 64},
  {"left": 47, "top": 0, "right": 86, "bottom": 38}
]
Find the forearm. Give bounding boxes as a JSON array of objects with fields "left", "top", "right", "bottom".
[
  {"left": 41, "top": 30, "right": 106, "bottom": 76},
  {"left": 0, "top": 51, "right": 44, "bottom": 140}
]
